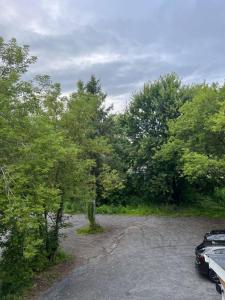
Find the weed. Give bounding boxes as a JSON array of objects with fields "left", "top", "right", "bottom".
[{"left": 76, "top": 224, "right": 104, "bottom": 235}]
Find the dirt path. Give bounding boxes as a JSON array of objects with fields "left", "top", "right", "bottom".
[{"left": 39, "top": 215, "right": 225, "bottom": 299}]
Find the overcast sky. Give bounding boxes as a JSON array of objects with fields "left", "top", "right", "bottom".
[{"left": 1, "top": 0, "right": 225, "bottom": 111}]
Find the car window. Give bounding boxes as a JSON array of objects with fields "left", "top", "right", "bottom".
[{"left": 207, "top": 234, "right": 225, "bottom": 241}]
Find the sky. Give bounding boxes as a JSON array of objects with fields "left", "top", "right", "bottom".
[{"left": 1, "top": 0, "right": 225, "bottom": 111}]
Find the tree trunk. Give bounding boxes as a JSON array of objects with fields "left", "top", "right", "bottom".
[{"left": 87, "top": 200, "right": 96, "bottom": 228}]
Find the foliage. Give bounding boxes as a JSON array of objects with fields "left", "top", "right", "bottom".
[
  {"left": 0, "top": 38, "right": 92, "bottom": 297},
  {"left": 159, "top": 84, "right": 225, "bottom": 203},
  {"left": 112, "top": 74, "right": 194, "bottom": 204},
  {"left": 62, "top": 75, "right": 123, "bottom": 226}
]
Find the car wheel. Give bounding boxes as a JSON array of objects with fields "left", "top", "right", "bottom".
[
  {"left": 216, "top": 283, "right": 222, "bottom": 295},
  {"left": 208, "top": 269, "right": 219, "bottom": 283}
]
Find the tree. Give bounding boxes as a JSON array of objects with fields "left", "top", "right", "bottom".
[
  {"left": 0, "top": 38, "right": 44, "bottom": 293},
  {"left": 172, "top": 84, "right": 224, "bottom": 183},
  {"left": 0, "top": 38, "right": 84, "bottom": 295},
  {"left": 159, "top": 83, "right": 225, "bottom": 205},
  {"left": 121, "top": 74, "right": 192, "bottom": 203},
  {"left": 62, "top": 90, "right": 102, "bottom": 227},
  {"left": 62, "top": 76, "right": 123, "bottom": 226}
]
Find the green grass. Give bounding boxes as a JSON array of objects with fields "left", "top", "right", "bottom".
[
  {"left": 52, "top": 249, "right": 74, "bottom": 265},
  {"left": 96, "top": 203, "right": 225, "bottom": 218},
  {"left": 76, "top": 224, "right": 105, "bottom": 235}
]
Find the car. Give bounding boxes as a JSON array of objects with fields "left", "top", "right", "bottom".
[{"left": 195, "top": 230, "right": 225, "bottom": 282}]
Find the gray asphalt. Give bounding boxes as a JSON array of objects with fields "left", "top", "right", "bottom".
[{"left": 41, "top": 215, "right": 225, "bottom": 300}]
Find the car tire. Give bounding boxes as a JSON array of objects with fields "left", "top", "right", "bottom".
[
  {"left": 216, "top": 283, "right": 222, "bottom": 295},
  {"left": 208, "top": 269, "right": 219, "bottom": 283}
]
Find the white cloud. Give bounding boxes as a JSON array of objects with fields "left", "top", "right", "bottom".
[{"left": 52, "top": 52, "right": 122, "bottom": 70}]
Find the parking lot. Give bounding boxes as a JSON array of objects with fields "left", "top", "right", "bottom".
[{"left": 41, "top": 215, "right": 225, "bottom": 299}]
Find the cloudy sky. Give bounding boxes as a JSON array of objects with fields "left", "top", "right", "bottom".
[{"left": 1, "top": 0, "right": 225, "bottom": 111}]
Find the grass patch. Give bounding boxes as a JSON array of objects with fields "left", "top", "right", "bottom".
[
  {"left": 96, "top": 203, "right": 225, "bottom": 218},
  {"left": 51, "top": 249, "right": 74, "bottom": 266},
  {"left": 76, "top": 224, "right": 104, "bottom": 235}
]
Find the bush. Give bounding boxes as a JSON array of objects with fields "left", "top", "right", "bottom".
[
  {"left": 0, "top": 233, "right": 34, "bottom": 297},
  {"left": 214, "top": 187, "right": 225, "bottom": 205}
]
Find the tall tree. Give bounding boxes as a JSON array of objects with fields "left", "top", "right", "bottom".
[
  {"left": 122, "top": 74, "right": 193, "bottom": 203},
  {"left": 63, "top": 75, "right": 122, "bottom": 226},
  {"left": 0, "top": 38, "right": 84, "bottom": 295}
]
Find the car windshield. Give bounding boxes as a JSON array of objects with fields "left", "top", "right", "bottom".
[{"left": 207, "top": 234, "right": 225, "bottom": 241}]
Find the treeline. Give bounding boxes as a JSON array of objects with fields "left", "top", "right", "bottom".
[{"left": 0, "top": 38, "right": 225, "bottom": 296}]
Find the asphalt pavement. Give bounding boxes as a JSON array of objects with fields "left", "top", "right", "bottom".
[{"left": 41, "top": 215, "right": 225, "bottom": 300}]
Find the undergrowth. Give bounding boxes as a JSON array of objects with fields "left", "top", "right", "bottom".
[
  {"left": 96, "top": 203, "right": 225, "bottom": 218},
  {"left": 0, "top": 249, "right": 73, "bottom": 300}
]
